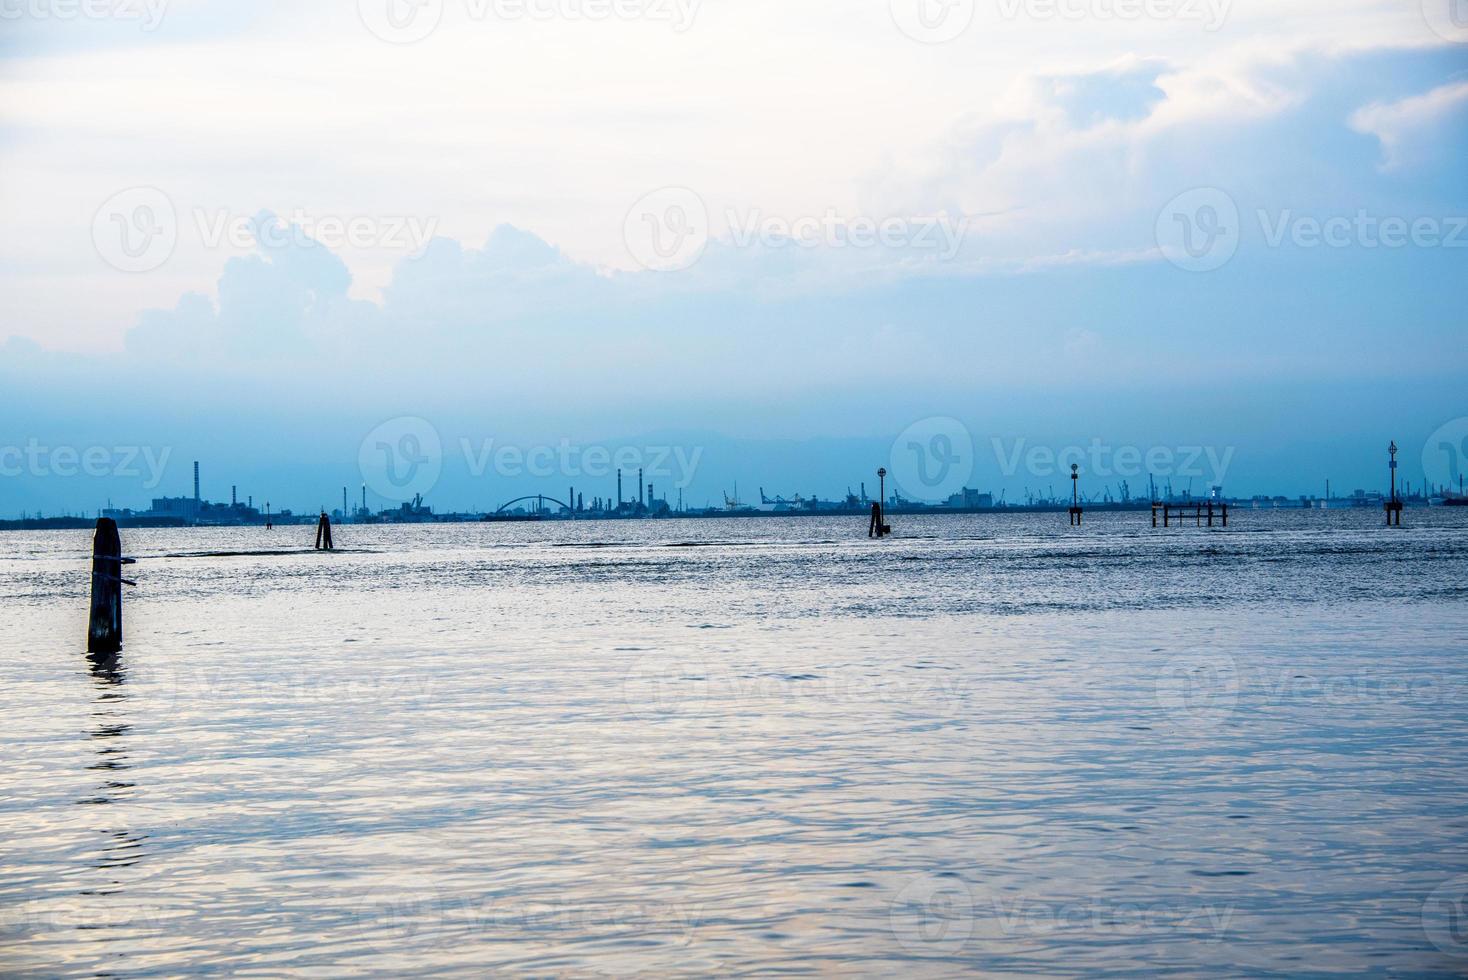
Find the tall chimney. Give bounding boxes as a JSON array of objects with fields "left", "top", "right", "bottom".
[
  {"left": 617, "top": 470, "right": 623, "bottom": 506},
  {"left": 194, "top": 461, "right": 200, "bottom": 502},
  {"left": 639, "top": 469, "right": 644, "bottom": 507},
  {"left": 232, "top": 485, "right": 237, "bottom": 507}
]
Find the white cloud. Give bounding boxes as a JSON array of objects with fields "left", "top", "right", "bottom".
[
  {"left": 1349, "top": 79, "right": 1468, "bottom": 170},
  {"left": 0, "top": 0, "right": 1460, "bottom": 352}
]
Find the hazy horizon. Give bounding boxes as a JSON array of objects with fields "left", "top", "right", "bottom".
[{"left": 3, "top": 0, "right": 1466, "bottom": 514}]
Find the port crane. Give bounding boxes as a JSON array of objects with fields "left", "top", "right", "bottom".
[{"left": 759, "top": 487, "right": 805, "bottom": 507}]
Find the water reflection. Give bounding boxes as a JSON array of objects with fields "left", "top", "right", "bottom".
[
  {"left": 1, "top": 515, "right": 1464, "bottom": 973},
  {"left": 78, "top": 656, "right": 146, "bottom": 881}
]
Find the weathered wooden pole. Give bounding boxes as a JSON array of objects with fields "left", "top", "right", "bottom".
[
  {"left": 1068, "top": 464, "right": 1083, "bottom": 526},
  {"left": 88, "top": 518, "right": 131, "bottom": 656},
  {"left": 315, "top": 511, "right": 334, "bottom": 551}
]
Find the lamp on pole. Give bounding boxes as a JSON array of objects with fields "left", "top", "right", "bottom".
[{"left": 1385, "top": 441, "right": 1403, "bottom": 527}]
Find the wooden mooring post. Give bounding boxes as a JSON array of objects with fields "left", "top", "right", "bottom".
[
  {"left": 1068, "top": 464, "right": 1083, "bottom": 526},
  {"left": 314, "top": 511, "right": 335, "bottom": 551},
  {"left": 1152, "top": 500, "right": 1228, "bottom": 528},
  {"left": 88, "top": 518, "right": 135, "bottom": 656}
]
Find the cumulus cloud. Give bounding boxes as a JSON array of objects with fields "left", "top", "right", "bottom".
[{"left": 126, "top": 211, "right": 375, "bottom": 361}]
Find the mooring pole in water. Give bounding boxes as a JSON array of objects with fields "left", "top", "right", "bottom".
[
  {"left": 1384, "top": 441, "right": 1403, "bottom": 527},
  {"left": 315, "top": 511, "right": 335, "bottom": 551},
  {"left": 869, "top": 467, "right": 892, "bottom": 538},
  {"left": 1069, "top": 464, "right": 1083, "bottom": 526},
  {"left": 88, "top": 518, "right": 135, "bottom": 656}
]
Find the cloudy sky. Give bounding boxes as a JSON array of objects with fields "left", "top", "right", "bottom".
[{"left": 1, "top": 0, "right": 1465, "bottom": 512}]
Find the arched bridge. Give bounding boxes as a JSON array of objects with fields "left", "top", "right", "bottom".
[{"left": 495, "top": 496, "right": 571, "bottom": 515}]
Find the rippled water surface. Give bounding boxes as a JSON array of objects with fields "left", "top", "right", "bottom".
[{"left": 4, "top": 509, "right": 1468, "bottom": 976}]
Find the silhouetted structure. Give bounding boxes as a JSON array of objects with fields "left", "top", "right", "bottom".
[
  {"left": 1152, "top": 500, "right": 1228, "bottom": 527},
  {"left": 869, "top": 467, "right": 892, "bottom": 538},
  {"left": 1385, "top": 441, "right": 1404, "bottom": 527},
  {"left": 315, "top": 512, "right": 335, "bottom": 551},
  {"left": 88, "top": 518, "right": 134, "bottom": 657},
  {"left": 1069, "top": 464, "right": 1084, "bottom": 526}
]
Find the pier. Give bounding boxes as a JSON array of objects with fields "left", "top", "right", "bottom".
[{"left": 1152, "top": 500, "right": 1228, "bottom": 528}]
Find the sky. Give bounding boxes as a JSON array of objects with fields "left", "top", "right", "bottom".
[{"left": 1, "top": 0, "right": 1466, "bottom": 514}]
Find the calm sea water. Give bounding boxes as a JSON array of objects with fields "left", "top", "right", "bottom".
[{"left": 3, "top": 509, "right": 1468, "bottom": 976}]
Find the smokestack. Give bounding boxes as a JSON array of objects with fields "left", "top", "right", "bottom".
[
  {"left": 232, "top": 485, "right": 237, "bottom": 507},
  {"left": 617, "top": 470, "right": 623, "bottom": 506},
  {"left": 362, "top": 485, "right": 367, "bottom": 515},
  {"left": 649, "top": 483, "right": 655, "bottom": 508},
  {"left": 639, "top": 469, "right": 644, "bottom": 507},
  {"left": 193, "top": 461, "right": 200, "bottom": 502},
  {"left": 343, "top": 487, "right": 348, "bottom": 517}
]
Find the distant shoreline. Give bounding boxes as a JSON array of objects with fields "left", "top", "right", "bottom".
[{"left": 2, "top": 499, "right": 1450, "bottom": 532}]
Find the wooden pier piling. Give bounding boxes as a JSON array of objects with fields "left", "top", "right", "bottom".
[
  {"left": 87, "top": 518, "right": 134, "bottom": 656},
  {"left": 314, "top": 512, "right": 335, "bottom": 551},
  {"left": 1152, "top": 500, "right": 1228, "bottom": 528},
  {"left": 1068, "top": 464, "right": 1083, "bottom": 526}
]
